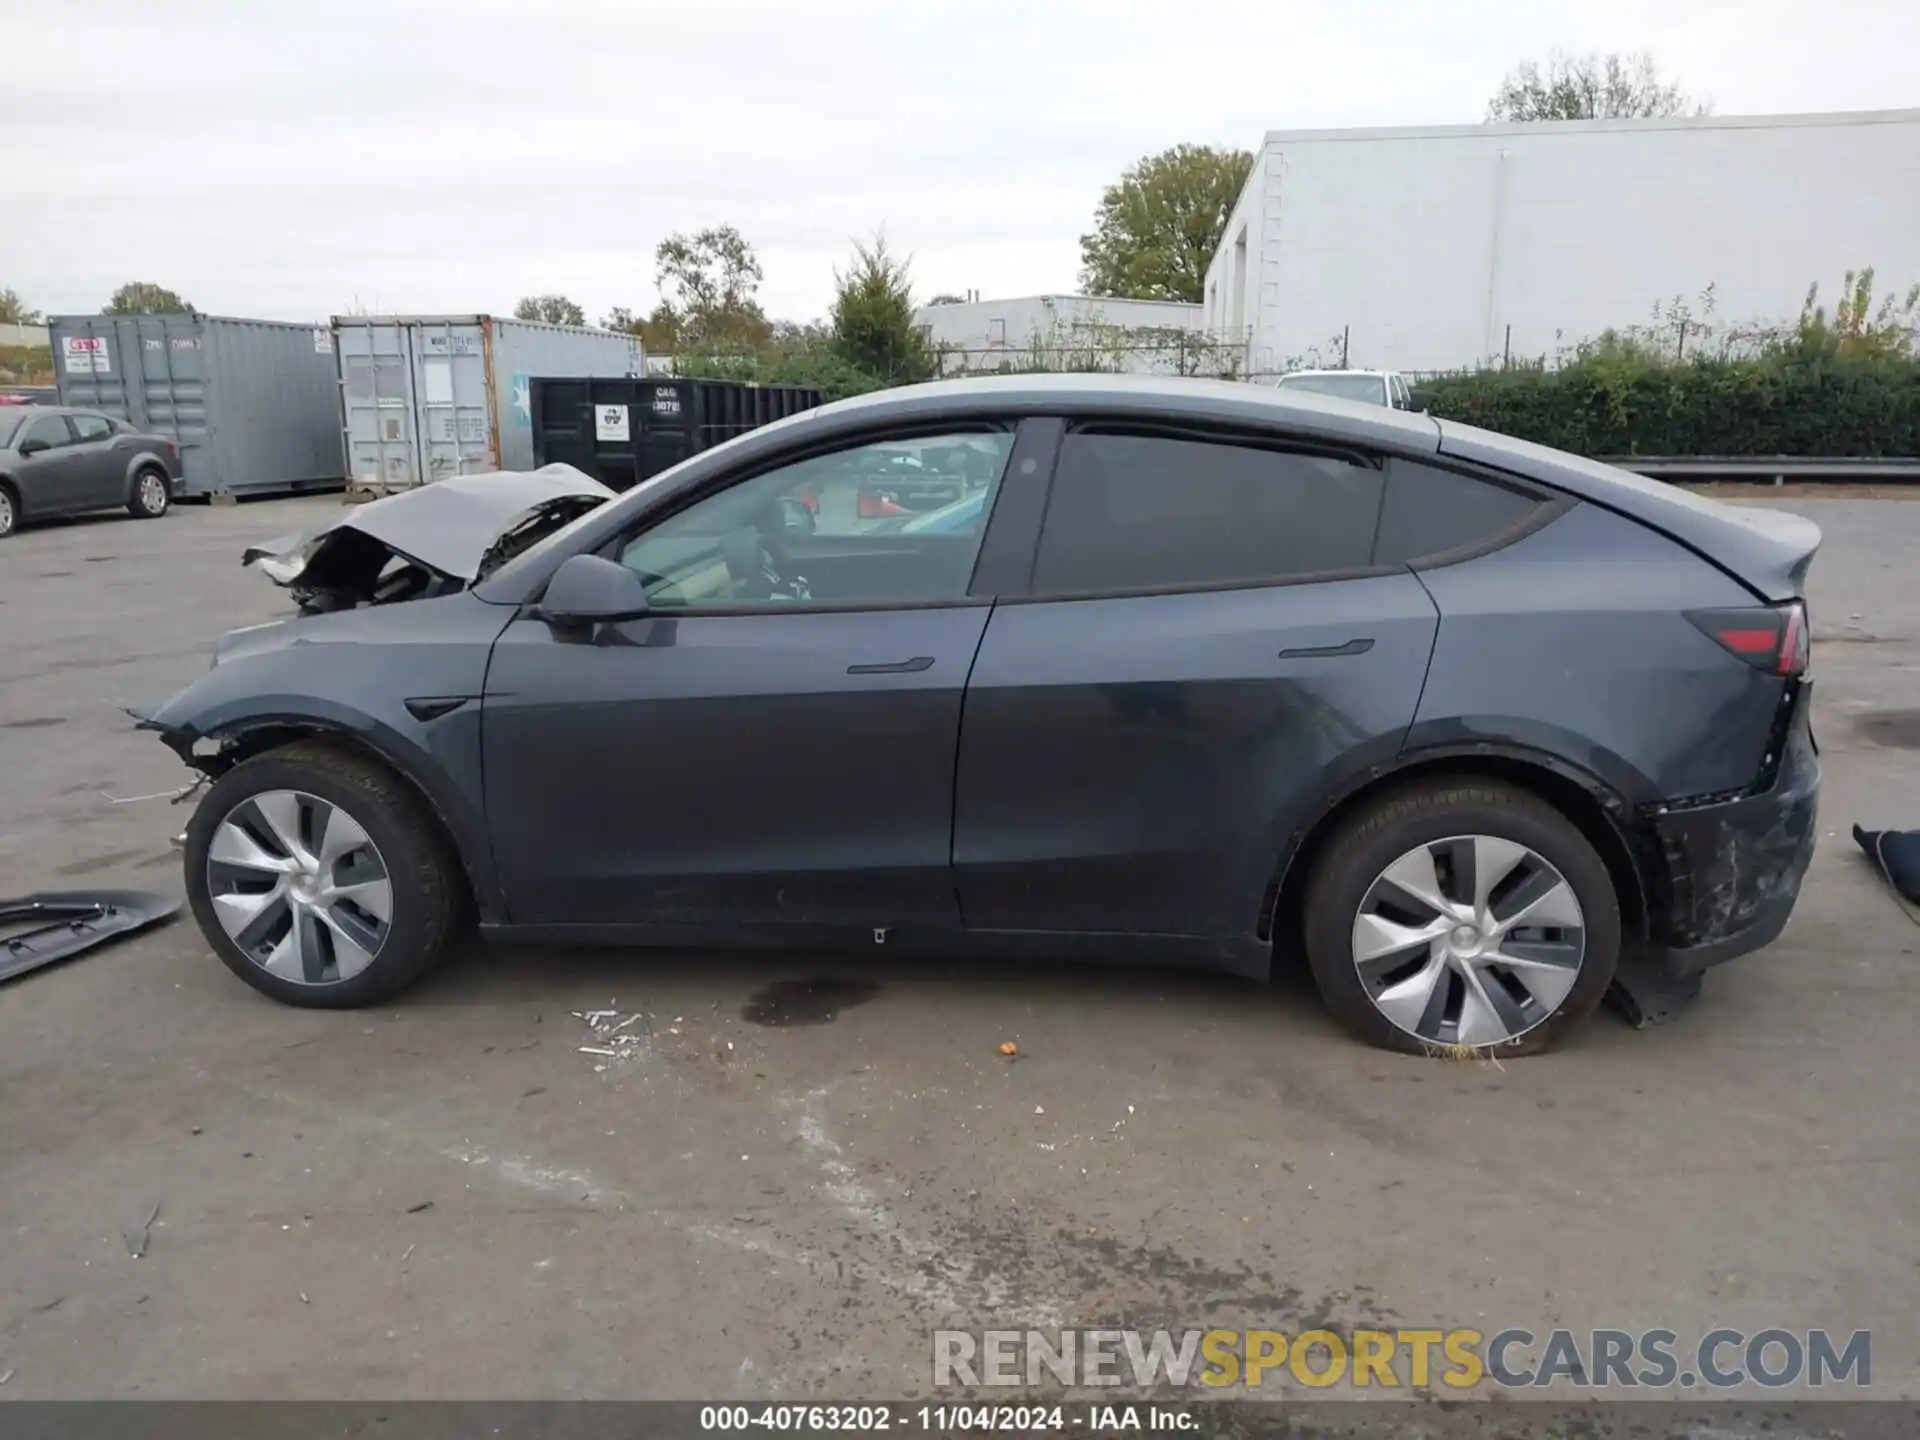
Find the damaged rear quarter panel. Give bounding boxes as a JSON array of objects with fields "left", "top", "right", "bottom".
[{"left": 140, "top": 592, "right": 518, "bottom": 920}]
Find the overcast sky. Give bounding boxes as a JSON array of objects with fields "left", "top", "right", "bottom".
[{"left": 4, "top": 0, "right": 1914, "bottom": 326}]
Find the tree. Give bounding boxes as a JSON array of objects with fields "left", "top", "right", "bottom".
[
  {"left": 1486, "top": 51, "right": 1708, "bottom": 122},
  {"left": 830, "top": 235, "right": 938, "bottom": 384},
  {"left": 514, "top": 294, "right": 586, "bottom": 326},
  {"left": 603, "top": 303, "right": 683, "bottom": 355},
  {"left": 926, "top": 293, "right": 968, "bottom": 306},
  {"left": 654, "top": 226, "right": 771, "bottom": 352},
  {"left": 104, "top": 281, "right": 191, "bottom": 315},
  {"left": 0, "top": 288, "right": 41, "bottom": 325},
  {"left": 1782, "top": 267, "right": 1920, "bottom": 361},
  {"left": 1078, "top": 144, "right": 1254, "bottom": 304}
]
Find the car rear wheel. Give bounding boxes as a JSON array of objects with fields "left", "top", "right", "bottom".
[
  {"left": 1302, "top": 778, "right": 1620, "bottom": 1056},
  {"left": 129, "top": 467, "right": 171, "bottom": 519},
  {"left": 0, "top": 483, "right": 17, "bottom": 537},
  {"left": 183, "top": 741, "right": 462, "bottom": 1008}
]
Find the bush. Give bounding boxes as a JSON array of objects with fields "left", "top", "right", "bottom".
[
  {"left": 675, "top": 350, "right": 891, "bottom": 403},
  {"left": 1421, "top": 352, "right": 1920, "bottom": 457}
]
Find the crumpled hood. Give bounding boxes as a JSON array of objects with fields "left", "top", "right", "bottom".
[{"left": 243, "top": 464, "right": 614, "bottom": 585}]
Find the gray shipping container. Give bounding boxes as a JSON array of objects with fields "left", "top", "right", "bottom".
[
  {"left": 48, "top": 313, "right": 345, "bottom": 498},
  {"left": 333, "top": 316, "right": 643, "bottom": 489}
]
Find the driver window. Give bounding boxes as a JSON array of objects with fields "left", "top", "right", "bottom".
[{"left": 616, "top": 430, "right": 1015, "bottom": 610}]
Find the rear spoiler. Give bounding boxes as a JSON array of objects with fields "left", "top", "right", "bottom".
[{"left": 1436, "top": 421, "right": 1822, "bottom": 601}]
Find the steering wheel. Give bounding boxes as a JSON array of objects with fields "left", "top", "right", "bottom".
[{"left": 720, "top": 525, "right": 781, "bottom": 601}]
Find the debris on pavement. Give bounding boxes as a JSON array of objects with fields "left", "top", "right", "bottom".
[
  {"left": 406, "top": 1200, "right": 434, "bottom": 1215},
  {"left": 400, "top": 1244, "right": 415, "bottom": 1264},
  {"left": 574, "top": 1007, "right": 654, "bottom": 1073},
  {"left": 1855, "top": 824, "right": 1920, "bottom": 925},
  {"left": 0, "top": 1368, "right": 13, "bottom": 1386},
  {"left": 1, "top": 891, "right": 181, "bottom": 986},
  {"left": 122, "top": 1200, "right": 160, "bottom": 1259},
  {"left": 998, "top": 1041, "right": 1019, "bottom": 1057}
]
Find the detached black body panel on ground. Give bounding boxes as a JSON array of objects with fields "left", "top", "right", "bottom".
[{"left": 1, "top": 891, "right": 181, "bottom": 985}]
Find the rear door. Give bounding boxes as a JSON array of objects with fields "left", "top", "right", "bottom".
[
  {"left": 952, "top": 424, "right": 1441, "bottom": 941},
  {"left": 66, "top": 412, "right": 127, "bottom": 507}
]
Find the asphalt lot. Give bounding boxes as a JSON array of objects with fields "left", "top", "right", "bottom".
[{"left": 2, "top": 491, "right": 1918, "bottom": 1404}]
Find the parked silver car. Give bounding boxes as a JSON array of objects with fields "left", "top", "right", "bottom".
[{"left": 0, "top": 405, "right": 180, "bottom": 536}]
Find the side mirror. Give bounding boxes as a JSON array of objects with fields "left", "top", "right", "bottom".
[
  {"left": 535, "top": 553, "right": 650, "bottom": 626},
  {"left": 17, "top": 437, "right": 49, "bottom": 456},
  {"left": 1406, "top": 389, "right": 1431, "bottom": 414}
]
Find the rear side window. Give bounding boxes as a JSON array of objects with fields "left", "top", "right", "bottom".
[
  {"left": 1032, "top": 430, "right": 1385, "bottom": 595},
  {"left": 1373, "top": 459, "right": 1547, "bottom": 565},
  {"left": 71, "top": 414, "right": 113, "bottom": 441}
]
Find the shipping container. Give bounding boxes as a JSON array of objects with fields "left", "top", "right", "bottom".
[
  {"left": 48, "top": 313, "right": 344, "bottom": 497},
  {"left": 334, "top": 316, "right": 642, "bottom": 490},
  {"left": 1202, "top": 108, "right": 1920, "bottom": 377},
  {"left": 531, "top": 376, "right": 823, "bottom": 491}
]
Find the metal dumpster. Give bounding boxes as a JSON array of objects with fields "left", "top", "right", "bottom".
[{"left": 531, "top": 376, "right": 824, "bottom": 490}]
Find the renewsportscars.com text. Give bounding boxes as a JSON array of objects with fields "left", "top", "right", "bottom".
[{"left": 933, "top": 1326, "right": 1871, "bottom": 1390}]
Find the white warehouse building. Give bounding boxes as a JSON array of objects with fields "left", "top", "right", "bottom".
[
  {"left": 1203, "top": 108, "right": 1920, "bottom": 378},
  {"left": 914, "top": 294, "right": 1221, "bottom": 376}
]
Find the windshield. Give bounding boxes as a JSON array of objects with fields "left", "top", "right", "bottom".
[{"left": 1277, "top": 373, "right": 1389, "bottom": 405}]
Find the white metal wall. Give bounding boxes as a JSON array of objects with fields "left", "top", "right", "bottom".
[
  {"left": 1205, "top": 109, "right": 1920, "bottom": 378},
  {"left": 915, "top": 295, "right": 1211, "bottom": 374}
]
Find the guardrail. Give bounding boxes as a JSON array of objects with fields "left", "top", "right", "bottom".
[{"left": 1602, "top": 457, "right": 1920, "bottom": 483}]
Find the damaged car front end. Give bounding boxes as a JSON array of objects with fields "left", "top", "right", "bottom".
[{"left": 243, "top": 464, "right": 613, "bottom": 612}]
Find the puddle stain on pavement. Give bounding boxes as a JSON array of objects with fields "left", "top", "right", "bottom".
[{"left": 742, "top": 977, "right": 881, "bottom": 1027}]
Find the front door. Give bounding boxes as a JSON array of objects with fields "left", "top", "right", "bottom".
[
  {"left": 952, "top": 424, "right": 1440, "bottom": 940},
  {"left": 13, "top": 414, "right": 85, "bottom": 516},
  {"left": 481, "top": 426, "right": 1022, "bottom": 933}
]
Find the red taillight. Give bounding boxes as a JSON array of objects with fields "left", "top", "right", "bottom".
[
  {"left": 856, "top": 489, "right": 905, "bottom": 518},
  {"left": 1687, "top": 601, "right": 1808, "bottom": 677}
]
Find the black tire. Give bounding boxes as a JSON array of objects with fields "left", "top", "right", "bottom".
[
  {"left": 0, "top": 480, "right": 18, "bottom": 537},
  {"left": 183, "top": 740, "right": 463, "bottom": 1008},
  {"left": 1301, "top": 778, "right": 1620, "bottom": 1057},
  {"left": 128, "top": 466, "right": 171, "bottom": 519}
]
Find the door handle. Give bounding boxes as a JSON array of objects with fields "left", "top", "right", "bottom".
[
  {"left": 1278, "top": 638, "right": 1375, "bottom": 659},
  {"left": 847, "top": 656, "right": 935, "bottom": 675}
]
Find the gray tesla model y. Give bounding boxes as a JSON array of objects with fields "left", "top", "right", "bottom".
[{"left": 138, "top": 375, "right": 1820, "bottom": 1055}]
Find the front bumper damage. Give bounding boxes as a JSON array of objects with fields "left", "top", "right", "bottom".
[{"left": 1611, "top": 682, "right": 1820, "bottom": 1024}]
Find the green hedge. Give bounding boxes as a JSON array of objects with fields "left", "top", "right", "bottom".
[{"left": 1419, "top": 354, "right": 1920, "bottom": 457}]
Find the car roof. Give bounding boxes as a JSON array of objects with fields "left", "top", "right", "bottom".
[{"left": 805, "top": 374, "right": 1441, "bottom": 454}]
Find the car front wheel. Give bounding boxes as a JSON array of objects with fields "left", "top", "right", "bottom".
[
  {"left": 1302, "top": 778, "right": 1620, "bottom": 1056},
  {"left": 183, "top": 741, "right": 462, "bottom": 1007}
]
